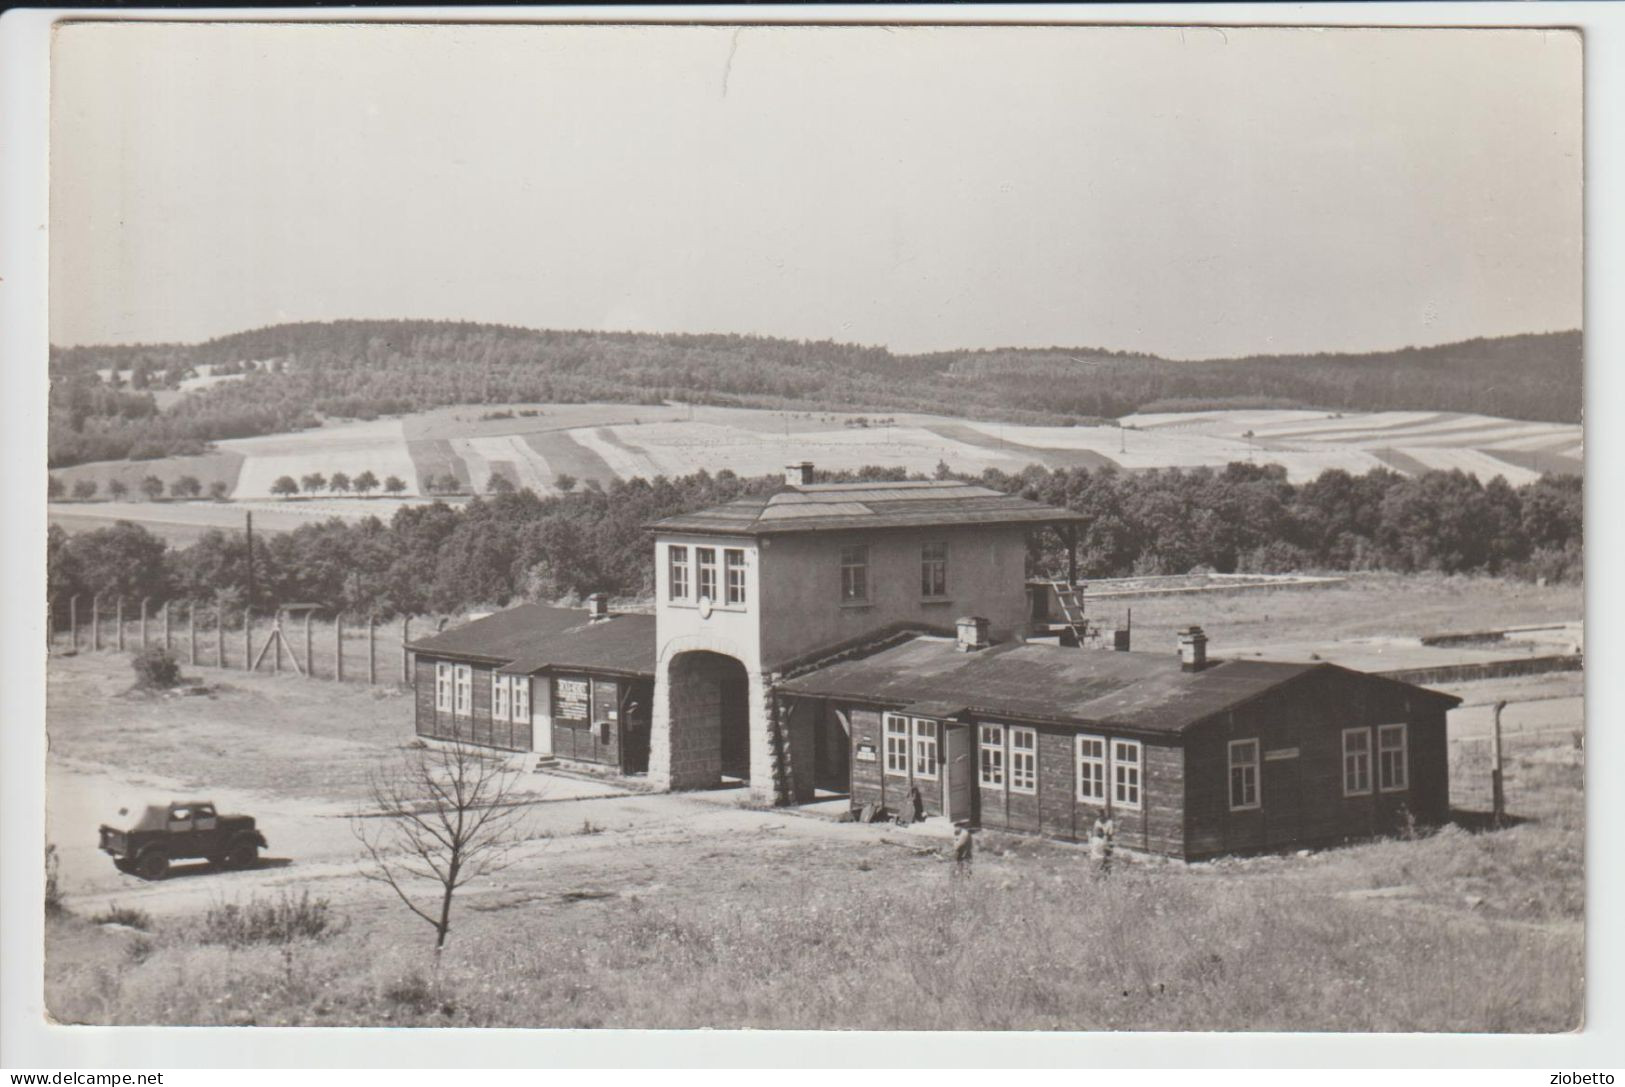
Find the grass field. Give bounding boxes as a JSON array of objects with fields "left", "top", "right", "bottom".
[
  {"left": 40, "top": 572, "right": 1584, "bottom": 1032},
  {"left": 49, "top": 404, "right": 1584, "bottom": 542}
]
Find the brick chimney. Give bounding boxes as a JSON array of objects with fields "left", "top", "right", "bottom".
[
  {"left": 956, "top": 615, "right": 991, "bottom": 653},
  {"left": 587, "top": 592, "right": 611, "bottom": 623},
  {"left": 785, "top": 461, "right": 815, "bottom": 487},
  {"left": 1178, "top": 626, "right": 1208, "bottom": 672}
]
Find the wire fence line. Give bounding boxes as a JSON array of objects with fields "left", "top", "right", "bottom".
[
  {"left": 1447, "top": 698, "right": 1583, "bottom": 815},
  {"left": 47, "top": 595, "right": 418, "bottom": 687}
]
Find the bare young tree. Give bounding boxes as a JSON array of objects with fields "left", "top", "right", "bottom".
[{"left": 354, "top": 731, "right": 527, "bottom": 950}]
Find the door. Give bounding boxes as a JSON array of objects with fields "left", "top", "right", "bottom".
[
  {"left": 1263, "top": 749, "right": 1302, "bottom": 847},
  {"left": 531, "top": 677, "right": 553, "bottom": 756},
  {"left": 943, "top": 725, "right": 976, "bottom": 824}
]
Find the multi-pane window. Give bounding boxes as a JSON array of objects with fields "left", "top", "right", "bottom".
[
  {"left": 1229, "top": 738, "right": 1260, "bottom": 810},
  {"left": 435, "top": 662, "right": 454, "bottom": 712},
  {"left": 492, "top": 673, "right": 510, "bottom": 721},
  {"left": 884, "top": 714, "right": 910, "bottom": 776},
  {"left": 1010, "top": 726, "right": 1038, "bottom": 794},
  {"left": 1378, "top": 724, "right": 1408, "bottom": 792},
  {"left": 725, "top": 548, "right": 747, "bottom": 605},
  {"left": 913, "top": 719, "right": 940, "bottom": 780},
  {"left": 1343, "top": 728, "right": 1372, "bottom": 796},
  {"left": 1111, "top": 739, "right": 1142, "bottom": 810},
  {"left": 921, "top": 541, "right": 948, "bottom": 597},
  {"left": 1076, "top": 734, "right": 1107, "bottom": 803},
  {"left": 696, "top": 547, "right": 718, "bottom": 602},
  {"left": 511, "top": 676, "right": 530, "bottom": 723},
  {"left": 668, "top": 545, "right": 690, "bottom": 601},
  {"left": 453, "top": 664, "right": 472, "bottom": 716},
  {"left": 979, "top": 725, "right": 1005, "bottom": 787},
  {"left": 840, "top": 545, "right": 869, "bottom": 602}
]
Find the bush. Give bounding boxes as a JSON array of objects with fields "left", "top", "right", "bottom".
[
  {"left": 198, "top": 891, "right": 338, "bottom": 946},
  {"left": 132, "top": 646, "right": 181, "bottom": 689},
  {"left": 93, "top": 904, "right": 153, "bottom": 930}
]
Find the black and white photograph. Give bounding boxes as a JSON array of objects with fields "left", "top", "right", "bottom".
[{"left": 7, "top": 8, "right": 1600, "bottom": 1055}]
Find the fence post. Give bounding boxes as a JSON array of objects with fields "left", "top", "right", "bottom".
[
  {"left": 188, "top": 603, "right": 197, "bottom": 666},
  {"left": 140, "top": 598, "right": 149, "bottom": 650},
  {"left": 401, "top": 616, "right": 412, "bottom": 685},
  {"left": 163, "top": 602, "right": 172, "bottom": 651},
  {"left": 1491, "top": 699, "right": 1506, "bottom": 827},
  {"left": 244, "top": 610, "right": 252, "bottom": 672},
  {"left": 304, "top": 611, "right": 315, "bottom": 678},
  {"left": 216, "top": 604, "right": 226, "bottom": 669},
  {"left": 368, "top": 616, "right": 377, "bottom": 685},
  {"left": 70, "top": 595, "right": 80, "bottom": 651},
  {"left": 92, "top": 596, "right": 101, "bottom": 651},
  {"left": 335, "top": 614, "right": 345, "bottom": 682},
  {"left": 116, "top": 598, "right": 125, "bottom": 652},
  {"left": 47, "top": 596, "right": 54, "bottom": 649},
  {"left": 273, "top": 614, "right": 283, "bottom": 674}
]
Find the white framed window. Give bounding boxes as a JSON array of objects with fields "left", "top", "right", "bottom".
[
  {"left": 696, "top": 547, "right": 718, "bottom": 602},
  {"left": 913, "top": 718, "right": 940, "bottom": 780},
  {"left": 840, "top": 545, "right": 869, "bottom": 602},
  {"left": 921, "top": 541, "right": 948, "bottom": 597},
  {"left": 1343, "top": 728, "right": 1372, "bottom": 796},
  {"left": 724, "top": 548, "right": 747, "bottom": 605},
  {"left": 1009, "top": 726, "right": 1038, "bottom": 794},
  {"left": 1111, "top": 739, "right": 1142, "bottom": 810},
  {"left": 1076, "top": 734, "right": 1107, "bottom": 803},
  {"left": 979, "top": 724, "right": 1005, "bottom": 787},
  {"left": 435, "top": 662, "right": 454, "bottom": 712},
  {"left": 512, "top": 676, "right": 530, "bottom": 722},
  {"left": 1378, "top": 723, "right": 1409, "bottom": 792},
  {"left": 492, "top": 673, "right": 510, "bottom": 721},
  {"left": 453, "top": 664, "right": 472, "bottom": 717},
  {"left": 1229, "top": 738, "right": 1260, "bottom": 811},
  {"left": 884, "top": 713, "right": 910, "bottom": 776},
  {"left": 668, "top": 545, "right": 690, "bottom": 601}
]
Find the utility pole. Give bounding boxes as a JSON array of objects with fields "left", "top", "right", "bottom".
[
  {"left": 245, "top": 511, "right": 256, "bottom": 617},
  {"left": 1491, "top": 700, "right": 1507, "bottom": 827}
]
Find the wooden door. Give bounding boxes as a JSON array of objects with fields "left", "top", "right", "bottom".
[
  {"left": 943, "top": 724, "right": 976, "bottom": 824},
  {"left": 1263, "top": 750, "right": 1302, "bottom": 847}
]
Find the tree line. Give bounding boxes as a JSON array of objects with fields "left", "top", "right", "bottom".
[
  {"left": 46, "top": 461, "right": 1582, "bottom": 625},
  {"left": 48, "top": 320, "right": 1582, "bottom": 467}
]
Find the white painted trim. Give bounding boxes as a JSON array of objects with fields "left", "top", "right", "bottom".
[
  {"left": 1008, "top": 725, "right": 1038, "bottom": 795},
  {"left": 1342, "top": 727, "right": 1373, "bottom": 796},
  {"left": 978, "top": 723, "right": 1005, "bottom": 788},
  {"left": 1110, "top": 738, "right": 1143, "bottom": 811},
  {"left": 1377, "top": 722, "right": 1410, "bottom": 792},
  {"left": 1076, "top": 732, "right": 1107, "bottom": 805},
  {"left": 883, "top": 711, "right": 911, "bottom": 777},
  {"left": 911, "top": 717, "right": 940, "bottom": 781}
]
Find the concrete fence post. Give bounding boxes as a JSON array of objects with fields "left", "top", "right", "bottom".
[
  {"left": 335, "top": 614, "right": 345, "bottom": 682},
  {"left": 70, "top": 595, "right": 80, "bottom": 651},
  {"left": 368, "top": 616, "right": 377, "bottom": 685},
  {"left": 92, "top": 596, "right": 101, "bottom": 651},
  {"left": 163, "top": 602, "right": 172, "bottom": 651},
  {"left": 304, "top": 611, "right": 315, "bottom": 678},
  {"left": 243, "top": 610, "right": 252, "bottom": 672},
  {"left": 116, "top": 598, "right": 126, "bottom": 652},
  {"left": 273, "top": 615, "right": 283, "bottom": 674},
  {"left": 188, "top": 603, "right": 197, "bottom": 666},
  {"left": 401, "top": 617, "right": 412, "bottom": 685},
  {"left": 216, "top": 603, "right": 226, "bottom": 669},
  {"left": 140, "top": 598, "right": 149, "bottom": 650},
  {"left": 47, "top": 597, "right": 54, "bottom": 648}
]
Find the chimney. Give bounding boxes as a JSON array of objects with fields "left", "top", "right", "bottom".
[
  {"left": 586, "top": 592, "right": 611, "bottom": 623},
  {"left": 785, "top": 461, "right": 815, "bottom": 487},
  {"left": 956, "top": 615, "right": 991, "bottom": 653},
  {"left": 1178, "top": 626, "right": 1208, "bottom": 672}
]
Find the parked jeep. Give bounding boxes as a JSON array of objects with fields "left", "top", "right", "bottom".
[{"left": 98, "top": 800, "right": 267, "bottom": 880}]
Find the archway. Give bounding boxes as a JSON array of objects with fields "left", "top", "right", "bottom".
[{"left": 665, "top": 650, "right": 752, "bottom": 787}]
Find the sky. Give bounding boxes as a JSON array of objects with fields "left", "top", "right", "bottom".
[{"left": 49, "top": 22, "right": 1582, "bottom": 359}]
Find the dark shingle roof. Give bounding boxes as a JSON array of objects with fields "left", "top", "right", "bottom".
[
  {"left": 776, "top": 636, "right": 1458, "bottom": 734},
  {"left": 650, "top": 481, "right": 1086, "bottom": 537},
  {"left": 407, "top": 603, "right": 655, "bottom": 677}
]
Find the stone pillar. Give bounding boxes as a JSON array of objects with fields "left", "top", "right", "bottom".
[{"left": 748, "top": 670, "right": 779, "bottom": 804}]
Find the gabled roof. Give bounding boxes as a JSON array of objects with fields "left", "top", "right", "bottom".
[
  {"left": 776, "top": 636, "right": 1459, "bottom": 735},
  {"left": 407, "top": 603, "right": 656, "bottom": 677},
  {"left": 649, "top": 480, "right": 1086, "bottom": 537}
]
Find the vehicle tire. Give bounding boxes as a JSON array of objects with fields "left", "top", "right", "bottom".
[
  {"left": 223, "top": 839, "right": 259, "bottom": 870},
  {"left": 113, "top": 858, "right": 134, "bottom": 875},
  {"left": 134, "top": 850, "right": 168, "bottom": 881}
]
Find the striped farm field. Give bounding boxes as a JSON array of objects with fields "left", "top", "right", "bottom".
[{"left": 49, "top": 403, "right": 1582, "bottom": 541}]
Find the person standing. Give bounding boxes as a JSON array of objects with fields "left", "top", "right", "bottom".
[
  {"left": 952, "top": 824, "right": 974, "bottom": 877},
  {"left": 1090, "top": 814, "right": 1117, "bottom": 876}
]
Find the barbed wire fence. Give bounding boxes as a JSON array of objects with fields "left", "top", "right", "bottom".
[
  {"left": 46, "top": 594, "right": 419, "bottom": 688},
  {"left": 1447, "top": 691, "right": 1583, "bottom": 819}
]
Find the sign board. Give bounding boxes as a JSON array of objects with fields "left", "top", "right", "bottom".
[
  {"left": 856, "top": 742, "right": 877, "bottom": 763},
  {"left": 554, "top": 677, "right": 590, "bottom": 723},
  {"left": 592, "top": 678, "right": 619, "bottom": 722},
  {"left": 1264, "top": 747, "right": 1300, "bottom": 761}
]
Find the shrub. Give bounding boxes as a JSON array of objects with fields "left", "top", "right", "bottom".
[
  {"left": 198, "top": 890, "right": 338, "bottom": 947},
  {"left": 132, "top": 646, "right": 181, "bottom": 689},
  {"left": 93, "top": 904, "right": 153, "bottom": 931}
]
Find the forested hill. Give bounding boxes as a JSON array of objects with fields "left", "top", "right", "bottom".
[{"left": 47, "top": 321, "right": 1581, "bottom": 467}]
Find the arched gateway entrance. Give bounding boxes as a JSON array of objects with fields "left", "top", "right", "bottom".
[{"left": 660, "top": 650, "right": 754, "bottom": 788}]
